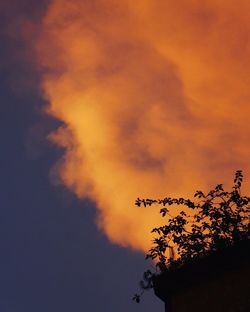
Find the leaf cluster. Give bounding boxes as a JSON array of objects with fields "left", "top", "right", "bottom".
[{"left": 133, "top": 171, "right": 250, "bottom": 303}]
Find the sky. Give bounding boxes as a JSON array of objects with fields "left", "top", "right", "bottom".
[{"left": 1, "top": 0, "right": 250, "bottom": 311}]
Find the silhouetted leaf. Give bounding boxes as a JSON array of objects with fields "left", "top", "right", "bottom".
[{"left": 134, "top": 171, "right": 250, "bottom": 303}]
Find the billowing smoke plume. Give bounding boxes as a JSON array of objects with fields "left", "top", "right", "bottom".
[{"left": 36, "top": 0, "right": 250, "bottom": 251}]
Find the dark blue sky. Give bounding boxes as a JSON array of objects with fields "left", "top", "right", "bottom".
[{"left": 0, "top": 1, "right": 162, "bottom": 311}]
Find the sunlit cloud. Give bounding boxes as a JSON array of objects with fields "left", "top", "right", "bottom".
[{"left": 36, "top": 0, "right": 250, "bottom": 251}]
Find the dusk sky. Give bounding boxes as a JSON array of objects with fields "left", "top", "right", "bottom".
[{"left": 1, "top": 1, "right": 250, "bottom": 311}]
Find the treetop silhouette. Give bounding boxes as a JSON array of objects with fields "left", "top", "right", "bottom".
[{"left": 133, "top": 170, "right": 250, "bottom": 303}]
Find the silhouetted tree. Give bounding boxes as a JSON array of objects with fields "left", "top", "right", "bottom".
[{"left": 133, "top": 170, "right": 250, "bottom": 303}]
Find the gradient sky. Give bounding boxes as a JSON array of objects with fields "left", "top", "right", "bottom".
[
  {"left": 0, "top": 1, "right": 162, "bottom": 311},
  {"left": 1, "top": 0, "right": 250, "bottom": 311}
]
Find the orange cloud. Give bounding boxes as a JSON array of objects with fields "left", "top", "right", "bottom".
[{"left": 36, "top": 0, "right": 250, "bottom": 251}]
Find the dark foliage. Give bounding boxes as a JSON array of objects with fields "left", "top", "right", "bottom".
[{"left": 133, "top": 170, "right": 250, "bottom": 302}]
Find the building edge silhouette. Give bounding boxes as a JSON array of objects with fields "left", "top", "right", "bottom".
[{"left": 153, "top": 240, "right": 250, "bottom": 312}]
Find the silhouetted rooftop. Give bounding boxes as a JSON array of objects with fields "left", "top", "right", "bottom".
[{"left": 153, "top": 239, "right": 250, "bottom": 312}]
